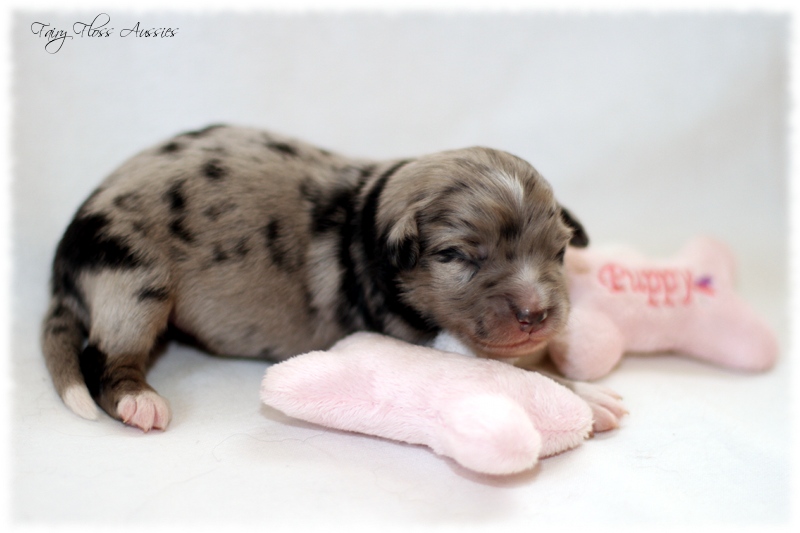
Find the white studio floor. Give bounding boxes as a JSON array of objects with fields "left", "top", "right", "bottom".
[
  {"left": 8, "top": 11, "right": 794, "bottom": 530},
  {"left": 12, "top": 278, "right": 791, "bottom": 528}
]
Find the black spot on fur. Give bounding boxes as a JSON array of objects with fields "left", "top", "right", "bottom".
[
  {"left": 164, "top": 180, "right": 187, "bottom": 212},
  {"left": 137, "top": 286, "right": 170, "bottom": 302},
  {"left": 234, "top": 237, "right": 249, "bottom": 258},
  {"left": 160, "top": 142, "right": 183, "bottom": 154},
  {"left": 79, "top": 344, "right": 107, "bottom": 398},
  {"left": 310, "top": 187, "right": 354, "bottom": 234},
  {"left": 169, "top": 217, "right": 195, "bottom": 243},
  {"left": 213, "top": 244, "right": 229, "bottom": 262},
  {"left": 53, "top": 213, "right": 143, "bottom": 302},
  {"left": 203, "top": 159, "right": 227, "bottom": 180},
  {"left": 501, "top": 220, "right": 521, "bottom": 241},
  {"left": 180, "top": 124, "right": 227, "bottom": 138},
  {"left": 113, "top": 192, "right": 144, "bottom": 212},
  {"left": 264, "top": 220, "right": 298, "bottom": 273},
  {"left": 267, "top": 142, "right": 298, "bottom": 157},
  {"left": 358, "top": 164, "right": 377, "bottom": 179}
]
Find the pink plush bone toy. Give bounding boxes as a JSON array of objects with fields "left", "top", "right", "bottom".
[
  {"left": 548, "top": 236, "right": 779, "bottom": 381},
  {"left": 262, "top": 332, "right": 603, "bottom": 476}
]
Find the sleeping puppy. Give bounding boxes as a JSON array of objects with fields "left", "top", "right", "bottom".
[{"left": 41, "top": 124, "right": 591, "bottom": 431}]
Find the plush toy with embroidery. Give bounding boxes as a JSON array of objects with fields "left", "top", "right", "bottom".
[
  {"left": 261, "top": 332, "right": 625, "bottom": 476},
  {"left": 260, "top": 236, "right": 774, "bottom": 475},
  {"left": 547, "top": 236, "right": 779, "bottom": 381}
]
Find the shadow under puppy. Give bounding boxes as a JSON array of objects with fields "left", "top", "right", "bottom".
[{"left": 42, "top": 124, "right": 592, "bottom": 431}]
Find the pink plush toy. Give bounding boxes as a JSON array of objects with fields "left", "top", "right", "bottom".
[
  {"left": 260, "top": 236, "right": 774, "bottom": 475},
  {"left": 548, "top": 236, "right": 779, "bottom": 381},
  {"left": 261, "top": 332, "right": 624, "bottom": 476}
]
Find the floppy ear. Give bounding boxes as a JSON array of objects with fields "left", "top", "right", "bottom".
[
  {"left": 384, "top": 212, "right": 420, "bottom": 271},
  {"left": 560, "top": 206, "right": 589, "bottom": 248}
]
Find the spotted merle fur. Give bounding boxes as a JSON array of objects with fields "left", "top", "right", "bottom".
[
  {"left": 169, "top": 216, "right": 194, "bottom": 244},
  {"left": 42, "top": 125, "right": 592, "bottom": 432},
  {"left": 52, "top": 213, "right": 143, "bottom": 304},
  {"left": 233, "top": 237, "right": 249, "bottom": 258},
  {"left": 160, "top": 142, "right": 183, "bottom": 154},
  {"left": 212, "top": 243, "right": 229, "bottom": 263},
  {"left": 264, "top": 219, "right": 300, "bottom": 273},
  {"left": 202, "top": 159, "right": 227, "bottom": 180},
  {"left": 335, "top": 158, "right": 436, "bottom": 335},
  {"left": 113, "top": 192, "right": 145, "bottom": 212},
  {"left": 164, "top": 180, "right": 187, "bottom": 212}
]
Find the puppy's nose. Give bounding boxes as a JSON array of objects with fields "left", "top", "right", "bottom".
[{"left": 515, "top": 308, "right": 549, "bottom": 333}]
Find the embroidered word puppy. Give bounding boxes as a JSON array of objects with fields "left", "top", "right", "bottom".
[{"left": 548, "top": 237, "right": 779, "bottom": 381}]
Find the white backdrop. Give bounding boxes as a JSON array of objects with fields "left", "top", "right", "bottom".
[{"left": 10, "top": 11, "right": 791, "bottom": 528}]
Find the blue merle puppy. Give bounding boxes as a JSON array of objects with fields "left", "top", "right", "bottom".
[{"left": 41, "top": 125, "right": 589, "bottom": 431}]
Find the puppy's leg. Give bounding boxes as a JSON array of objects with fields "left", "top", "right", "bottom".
[
  {"left": 81, "top": 268, "right": 172, "bottom": 431},
  {"left": 434, "top": 331, "right": 627, "bottom": 432},
  {"left": 539, "top": 371, "right": 627, "bottom": 433},
  {"left": 513, "top": 355, "right": 627, "bottom": 433}
]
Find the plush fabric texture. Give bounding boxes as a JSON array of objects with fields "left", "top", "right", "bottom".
[
  {"left": 261, "top": 332, "right": 593, "bottom": 476},
  {"left": 549, "top": 236, "right": 779, "bottom": 381}
]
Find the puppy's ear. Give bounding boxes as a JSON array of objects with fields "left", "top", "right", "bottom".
[
  {"left": 384, "top": 213, "right": 419, "bottom": 271},
  {"left": 559, "top": 205, "right": 589, "bottom": 247}
]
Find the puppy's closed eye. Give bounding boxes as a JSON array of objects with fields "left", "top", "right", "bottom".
[
  {"left": 435, "top": 247, "right": 485, "bottom": 269},
  {"left": 435, "top": 247, "right": 467, "bottom": 263}
]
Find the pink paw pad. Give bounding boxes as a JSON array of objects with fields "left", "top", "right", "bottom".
[{"left": 117, "top": 391, "right": 171, "bottom": 432}]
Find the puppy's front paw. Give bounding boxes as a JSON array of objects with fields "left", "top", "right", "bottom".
[
  {"left": 117, "top": 391, "right": 171, "bottom": 432},
  {"left": 568, "top": 382, "right": 627, "bottom": 433}
]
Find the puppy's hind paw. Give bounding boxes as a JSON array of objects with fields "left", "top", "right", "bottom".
[{"left": 117, "top": 391, "right": 171, "bottom": 432}]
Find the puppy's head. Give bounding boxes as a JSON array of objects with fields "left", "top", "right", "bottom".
[{"left": 375, "top": 147, "right": 588, "bottom": 358}]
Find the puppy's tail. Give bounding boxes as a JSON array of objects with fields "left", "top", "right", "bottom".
[{"left": 40, "top": 295, "right": 98, "bottom": 420}]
